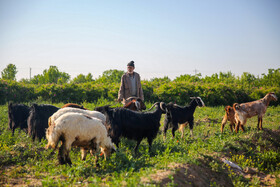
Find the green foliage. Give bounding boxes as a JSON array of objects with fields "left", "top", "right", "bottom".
[
  {"left": 30, "top": 66, "right": 70, "bottom": 84},
  {"left": 95, "top": 69, "right": 125, "bottom": 84},
  {"left": 0, "top": 68, "right": 280, "bottom": 106},
  {"left": 261, "top": 68, "right": 280, "bottom": 87},
  {"left": 1, "top": 64, "right": 18, "bottom": 81},
  {"left": 174, "top": 73, "right": 201, "bottom": 82},
  {"left": 0, "top": 79, "right": 36, "bottom": 104},
  {"left": 71, "top": 73, "right": 94, "bottom": 84}
]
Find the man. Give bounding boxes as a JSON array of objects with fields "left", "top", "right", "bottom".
[{"left": 118, "top": 61, "right": 144, "bottom": 104}]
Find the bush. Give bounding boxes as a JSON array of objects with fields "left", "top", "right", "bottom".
[{"left": 1, "top": 70, "right": 279, "bottom": 106}]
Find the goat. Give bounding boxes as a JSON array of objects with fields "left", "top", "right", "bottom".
[
  {"left": 221, "top": 105, "right": 236, "bottom": 133},
  {"left": 233, "top": 92, "right": 277, "bottom": 133},
  {"left": 163, "top": 97, "right": 205, "bottom": 139},
  {"left": 8, "top": 103, "right": 30, "bottom": 135},
  {"left": 61, "top": 103, "right": 87, "bottom": 110},
  {"left": 46, "top": 112, "right": 116, "bottom": 165},
  {"left": 28, "top": 104, "right": 59, "bottom": 141},
  {"left": 48, "top": 107, "right": 106, "bottom": 126},
  {"left": 95, "top": 102, "right": 166, "bottom": 154},
  {"left": 123, "top": 97, "right": 146, "bottom": 111}
]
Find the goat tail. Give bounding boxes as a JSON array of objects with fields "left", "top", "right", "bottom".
[{"left": 233, "top": 103, "right": 240, "bottom": 111}]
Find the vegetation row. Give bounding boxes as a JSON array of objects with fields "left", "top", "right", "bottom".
[{"left": 1, "top": 65, "right": 279, "bottom": 106}]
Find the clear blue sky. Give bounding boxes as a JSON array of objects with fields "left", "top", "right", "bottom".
[{"left": 0, "top": 0, "right": 279, "bottom": 80}]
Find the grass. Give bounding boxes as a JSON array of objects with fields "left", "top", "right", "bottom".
[{"left": 0, "top": 103, "right": 279, "bottom": 186}]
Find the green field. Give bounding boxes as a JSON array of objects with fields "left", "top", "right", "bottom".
[{"left": 0, "top": 103, "right": 279, "bottom": 186}]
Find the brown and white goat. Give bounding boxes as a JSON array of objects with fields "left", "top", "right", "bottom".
[
  {"left": 46, "top": 112, "right": 116, "bottom": 165},
  {"left": 221, "top": 105, "right": 236, "bottom": 133},
  {"left": 123, "top": 97, "right": 146, "bottom": 111},
  {"left": 233, "top": 92, "right": 277, "bottom": 133}
]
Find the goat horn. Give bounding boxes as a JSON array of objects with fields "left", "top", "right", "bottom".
[
  {"left": 147, "top": 102, "right": 158, "bottom": 111},
  {"left": 126, "top": 97, "right": 138, "bottom": 101},
  {"left": 160, "top": 102, "right": 166, "bottom": 112}
]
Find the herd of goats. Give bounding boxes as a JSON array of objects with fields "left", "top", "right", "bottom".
[{"left": 7, "top": 92, "right": 277, "bottom": 165}]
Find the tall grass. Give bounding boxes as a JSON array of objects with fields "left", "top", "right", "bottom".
[{"left": 0, "top": 104, "right": 279, "bottom": 186}]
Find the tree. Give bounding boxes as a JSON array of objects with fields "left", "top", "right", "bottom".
[
  {"left": 96, "top": 69, "right": 125, "bottom": 83},
  {"left": 174, "top": 73, "right": 201, "bottom": 82},
  {"left": 261, "top": 68, "right": 280, "bottom": 87},
  {"left": 239, "top": 72, "right": 257, "bottom": 87},
  {"left": 1, "top": 64, "right": 18, "bottom": 80},
  {"left": 30, "top": 66, "right": 70, "bottom": 84},
  {"left": 72, "top": 73, "right": 94, "bottom": 84},
  {"left": 150, "top": 76, "right": 171, "bottom": 87}
]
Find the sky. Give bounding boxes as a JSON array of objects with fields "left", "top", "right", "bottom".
[{"left": 0, "top": 0, "right": 279, "bottom": 81}]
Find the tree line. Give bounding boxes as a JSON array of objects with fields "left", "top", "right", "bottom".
[{"left": 1, "top": 64, "right": 279, "bottom": 106}]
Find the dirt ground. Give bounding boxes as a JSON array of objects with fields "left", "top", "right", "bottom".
[
  {"left": 141, "top": 161, "right": 278, "bottom": 186},
  {"left": 141, "top": 162, "right": 234, "bottom": 186},
  {"left": 141, "top": 128, "right": 280, "bottom": 186}
]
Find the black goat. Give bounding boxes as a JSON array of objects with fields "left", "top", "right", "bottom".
[
  {"left": 28, "top": 104, "right": 59, "bottom": 141},
  {"left": 8, "top": 103, "right": 30, "bottom": 135},
  {"left": 95, "top": 102, "right": 166, "bottom": 153},
  {"left": 163, "top": 97, "right": 205, "bottom": 139}
]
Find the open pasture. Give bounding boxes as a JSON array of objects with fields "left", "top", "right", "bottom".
[{"left": 0, "top": 103, "right": 279, "bottom": 186}]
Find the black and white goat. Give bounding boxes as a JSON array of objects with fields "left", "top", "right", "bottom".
[
  {"left": 163, "top": 97, "right": 205, "bottom": 139},
  {"left": 95, "top": 102, "right": 166, "bottom": 153}
]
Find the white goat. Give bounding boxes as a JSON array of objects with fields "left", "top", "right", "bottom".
[
  {"left": 45, "top": 112, "right": 115, "bottom": 165},
  {"left": 48, "top": 107, "right": 106, "bottom": 126},
  {"left": 233, "top": 92, "right": 277, "bottom": 133}
]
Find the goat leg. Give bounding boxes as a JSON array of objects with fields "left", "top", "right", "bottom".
[
  {"left": 81, "top": 148, "right": 87, "bottom": 161},
  {"left": 95, "top": 155, "right": 100, "bottom": 167},
  {"left": 148, "top": 138, "right": 153, "bottom": 154},
  {"left": 221, "top": 115, "right": 227, "bottom": 133},
  {"left": 240, "top": 125, "right": 245, "bottom": 132},
  {"left": 172, "top": 128, "right": 176, "bottom": 138},
  {"left": 232, "top": 123, "right": 236, "bottom": 132},
  {"left": 65, "top": 150, "right": 72, "bottom": 166},
  {"left": 259, "top": 117, "right": 263, "bottom": 130},
  {"left": 180, "top": 125, "right": 184, "bottom": 139},
  {"left": 189, "top": 121, "right": 194, "bottom": 137},
  {"left": 171, "top": 123, "right": 179, "bottom": 138},
  {"left": 58, "top": 145, "right": 66, "bottom": 165},
  {"left": 229, "top": 123, "right": 233, "bottom": 132},
  {"left": 257, "top": 117, "right": 261, "bottom": 130},
  {"left": 235, "top": 122, "right": 240, "bottom": 133},
  {"left": 221, "top": 123, "right": 226, "bottom": 133},
  {"left": 134, "top": 140, "right": 141, "bottom": 154},
  {"left": 163, "top": 122, "right": 169, "bottom": 140}
]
